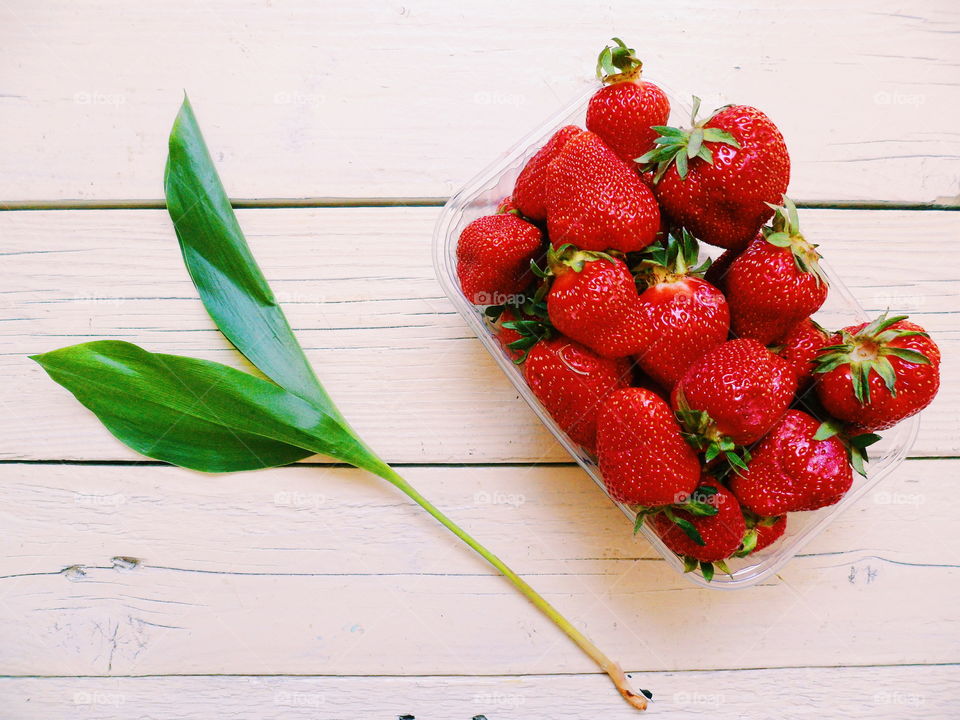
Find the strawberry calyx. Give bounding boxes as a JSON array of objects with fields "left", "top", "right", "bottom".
[
  {"left": 762, "top": 196, "right": 828, "bottom": 286},
  {"left": 673, "top": 389, "right": 751, "bottom": 475},
  {"left": 813, "top": 417, "right": 881, "bottom": 478},
  {"left": 636, "top": 95, "right": 741, "bottom": 182},
  {"left": 734, "top": 511, "right": 783, "bottom": 557},
  {"left": 632, "top": 484, "right": 722, "bottom": 539},
  {"left": 544, "top": 243, "right": 620, "bottom": 276},
  {"left": 813, "top": 312, "right": 932, "bottom": 405},
  {"left": 485, "top": 297, "right": 554, "bottom": 364},
  {"left": 596, "top": 37, "right": 644, "bottom": 84},
  {"left": 682, "top": 555, "right": 732, "bottom": 582},
  {"left": 631, "top": 230, "right": 710, "bottom": 287}
]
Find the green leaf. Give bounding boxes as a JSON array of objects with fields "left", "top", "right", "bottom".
[
  {"left": 814, "top": 419, "right": 842, "bottom": 441},
  {"left": 31, "top": 341, "right": 390, "bottom": 477},
  {"left": 700, "top": 561, "right": 715, "bottom": 581},
  {"left": 764, "top": 232, "right": 792, "bottom": 248},
  {"left": 873, "top": 356, "right": 898, "bottom": 396},
  {"left": 882, "top": 347, "right": 930, "bottom": 365},
  {"left": 164, "top": 96, "right": 339, "bottom": 417},
  {"left": 665, "top": 509, "right": 704, "bottom": 546},
  {"left": 687, "top": 128, "right": 704, "bottom": 159},
  {"left": 701, "top": 127, "right": 740, "bottom": 148},
  {"left": 675, "top": 151, "right": 688, "bottom": 179}
]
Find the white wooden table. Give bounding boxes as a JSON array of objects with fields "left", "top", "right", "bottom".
[{"left": 1, "top": 2, "right": 958, "bottom": 718}]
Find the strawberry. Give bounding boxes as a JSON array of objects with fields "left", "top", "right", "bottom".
[
  {"left": 546, "top": 249, "right": 647, "bottom": 358},
  {"left": 640, "top": 98, "right": 790, "bottom": 251},
  {"left": 673, "top": 339, "right": 798, "bottom": 460},
  {"left": 814, "top": 314, "right": 940, "bottom": 431},
  {"left": 776, "top": 317, "right": 831, "bottom": 388},
  {"left": 724, "top": 197, "right": 828, "bottom": 344},
  {"left": 596, "top": 387, "right": 700, "bottom": 507},
  {"left": 586, "top": 38, "right": 670, "bottom": 164},
  {"left": 650, "top": 484, "right": 746, "bottom": 579},
  {"left": 632, "top": 232, "right": 730, "bottom": 389},
  {"left": 456, "top": 214, "right": 543, "bottom": 305},
  {"left": 729, "top": 410, "right": 853, "bottom": 516},
  {"left": 497, "top": 196, "right": 519, "bottom": 214},
  {"left": 546, "top": 130, "right": 661, "bottom": 253},
  {"left": 524, "top": 335, "right": 632, "bottom": 453},
  {"left": 513, "top": 125, "right": 583, "bottom": 222},
  {"left": 736, "top": 513, "right": 786, "bottom": 556}
]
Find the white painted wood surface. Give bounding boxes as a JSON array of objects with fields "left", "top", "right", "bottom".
[
  {"left": 1, "top": 208, "right": 957, "bottom": 463},
  {"left": 3, "top": 666, "right": 955, "bottom": 720},
  {"left": 1, "top": 2, "right": 958, "bottom": 718},
  {"left": 2, "top": 0, "right": 959, "bottom": 204}
]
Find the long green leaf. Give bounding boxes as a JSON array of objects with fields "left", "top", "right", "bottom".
[
  {"left": 164, "top": 96, "right": 339, "bottom": 417},
  {"left": 31, "top": 341, "right": 389, "bottom": 477}
]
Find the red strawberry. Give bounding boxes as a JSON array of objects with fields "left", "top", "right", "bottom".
[
  {"left": 777, "top": 318, "right": 830, "bottom": 388},
  {"left": 673, "top": 339, "right": 798, "bottom": 452},
  {"left": 546, "top": 250, "right": 647, "bottom": 358},
  {"left": 641, "top": 98, "right": 790, "bottom": 251},
  {"left": 725, "top": 197, "right": 828, "bottom": 344},
  {"left": 736, "top": 513, "right": 786, "bottom": 556},
  {"left": 729, "top": 410, "right": 853, "bottom": 516},
  {"left": 513, "top": 125, "right": 583, "bottom": 222},
  {"left": 632, "top": 233, "right": 729, "bottom": 389},
  {"left": 596, "top": 387, "right": 700, "bottom": 507},
  {"left": 524, "top": 335, "right": 632, "bottom": 453},
  {"left": 815, "top": 315, "right": 940, "bottom": 431},
  {"left": 650, "top": 484, "right": 746, "bottom": 577},
  {"left": 496, "top": 196, "right": 519, "bottom": 214},
  {"left": 456, "top": 214, "right": 543, "bottom": 305},
  {"left": 585, "top": 38, "right": 671, "bottom": 164},
  {"left": 546, "top": 131, "right": 661, "bottom": 253}
]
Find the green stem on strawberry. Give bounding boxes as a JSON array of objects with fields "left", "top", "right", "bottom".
[
  {"left": 637, "top": 96, "right": 740, "bottom": 181},
  {"left": 376, "top": 465, "right": 651, "bottom": 710},
  {"left": 596, "top": 37, "right": 644, "bottom": 84},
  {"left": 761, "top": 196, "right": 828, "bottom": 286},
  {"left": 814, "top": 311, "right": 932, "bottom": 405},
  {"left": 814, "top": 417, "right": 882, "bottom": 477},
  {"left": 673, "top": 388, "right": 751, "bottom": 475}
]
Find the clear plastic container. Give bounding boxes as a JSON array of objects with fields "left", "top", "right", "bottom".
[{"left": 432, "top": 84, "right": 920, "bottom": 589}]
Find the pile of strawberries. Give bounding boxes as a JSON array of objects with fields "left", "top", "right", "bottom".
[{"left": 456, "top": 39, "right": 941, "bottom": 580}]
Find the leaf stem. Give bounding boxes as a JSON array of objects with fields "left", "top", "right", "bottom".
[{"left": 377, "top": 465, "right": 650, "bottom": 711}]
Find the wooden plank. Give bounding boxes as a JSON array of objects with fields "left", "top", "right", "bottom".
[
  {"left": 0, "top": 461, "right": 956, "bottom": 675},
  {"left": 0, "top": 207, "right": 956, "bottom": 462},
  {"left": 2, "top": 666, "right": 955, "bottom": 719},
  {"left": 1, "top": 1, "right": 958, "bottom": 203}
]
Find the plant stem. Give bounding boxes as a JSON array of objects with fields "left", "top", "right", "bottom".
[{"left": 377, "top": 465, "right": 650, "bottom": 711}]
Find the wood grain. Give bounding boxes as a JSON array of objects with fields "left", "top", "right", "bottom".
[
  {"left": 2, "top": 1, "right": 958, "bottom": 203},
  {"left": 0, "top": 207, "right": 956, "bottom": 463},
  {"left": 0, "top": 461, "right": 956, "bottom": 676},
  {"left": 2, "top": 666, "right": 954, "bottom": 719}
]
